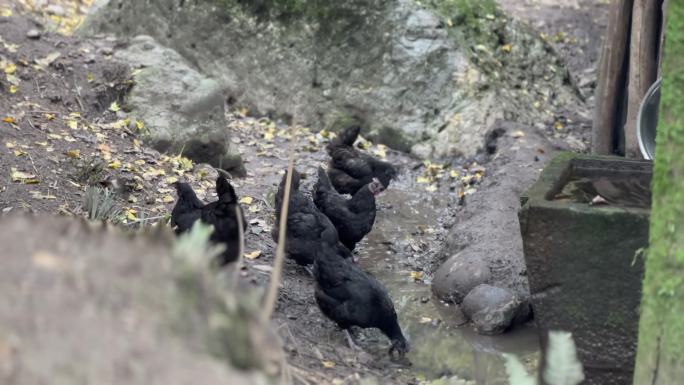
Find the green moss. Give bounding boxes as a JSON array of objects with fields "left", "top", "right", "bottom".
[{"left": 633, "top": 3, "right": 684, "bottom": 383}]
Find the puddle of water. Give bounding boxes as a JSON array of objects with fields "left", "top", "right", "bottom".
[
  {"left": 553, "top": 176, "right": 651, "bottom": 208},
  {"left": 357, "top": 189, "right": 539, "bottom": 383}
]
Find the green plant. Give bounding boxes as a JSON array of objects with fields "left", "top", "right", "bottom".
[
  {"left": 83, "top": 186, "right": 122, "bottom": 223},
  {"left": 72, "top": 155, "right": 106, "bottom": 185}
]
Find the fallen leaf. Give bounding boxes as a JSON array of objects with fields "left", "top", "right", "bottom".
[
  {"left": 109, "top": 101, "right": 120, "bottom": 112},
  {"left": 86, "top": 73, "right": 94, "bottom": 82},
  {"left": 449, "top": 170, "right": 460, "bottom": 178},
  {"left": 35, "top": 52, "right": 61, "bottom": 68},
  {"left": 239, "top": 196, "right": 254, "bottom": 205},
  {"left": 2, "top": 117, "right": 15, "bottom": 124},
  {"left": 501, "top": 43, "right": 512, "bottom": 53},
  {"left": 64, "top": 149, "right": 81, "bottom": 159},
  {"left": 321, "top": 361, "right": 335, "bottom": 369},
  {"left": 8, "top": 85, "right": 16, "bottom": 94},
  {"left": 165, "top": 176, "right": 178, "bottom": 184},
  {"left": 410, "top": 271, "right": 424, "bottom": 281},
  {"left": 419, "top": 317, "right": 433, "bottom": 324},
  {"left": 244, "top": 250, "right": 262, "bottom": 260},
  {"left": 511, "top": 130, "right": 526, "bottom": 138},
  {"left": 5, "top": 142, "right": 15, "bottom": 148},
  {"left": 10, "top": 168, "right": 39, "bottom": 184},
  {"left": 0, "top": 8, "right": 12, "bottom": 17},
  {"left": 67, "top": 120, "right": 78, "bottom": 130},
  {"left": 554, "top": 121, "right": 564, "bottom": 130},
  {"left": 425, "top": 185, "right": 438, "bottom": 192},
  {"left": 125, "top": 208, "right": 138, "bottom": 221},
  {"left": 108, "top": 159, "right": 122, "bottom": 169},
  {"left": 13, "top": 149, "right": 26, "bottom": 156},
  {"left": 162, "top": 195, "right": 174, "bottom": 203},
  {"left": 416, "top": 176, "right": 431, "bottom": 184},
  {"left": 3, "top": 63, "right": 16, "bottom": 74}
]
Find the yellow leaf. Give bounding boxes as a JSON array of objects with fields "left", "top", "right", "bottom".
[
  {"left": 162, "top": 195, "right": 175, "bottom": 203},
  {"left": 449, "top": 170, "right": 460, "bottom": 178},
  {"left": 554, "top": 121, "right": 564, "bottom": 130},
  {"left": 244, "top": 250, "right": 261, "bottom": 260},
  {"left": 425, "top": 185, "right": 438, "bottom": 192},
  {"left": 5, "top": 142, "right": 15, "bottom": 148},
  {"left": 419, "top": 317, "right": 433, "bottom": 324},
  {"left": 321, "top": 361, "right": 335, "bottom": 369},
  {"left": 67, "top": 120, "right": 78, "bottom": 130},
  {"left": 511, "top": 130, "right": 526, "bottom": 138},
  {"left": 8, "top": 85, "right": 16, "bottom": 94},
  {"left": 2, "top": 117, "right": 15, "bottom": 124},
  {"left": 0, "top": 8, "right": 12, "bottom": 17},
  {"left": 43, "top": 113, "right": 55, "bottom": 121},
  {"left": 13, "top": 149, "right": 26, "bottom": 156},
  {"left": 6, "top": 74, "right": 19, "bottom": 85},
  {"left": 446, "top": 18, "right": 453, "bottom": 27},
  {"left": 135, "top": 120, "right": 144, "bottom": 130},
  {"left": 10, "top": 168, "right": 39, "bottom": 184},
  {"left": 4, "top": 63, "right": 16, "bottom": 74},
  {"left": 501, "top": 43, "right": 512, "bottom": 53},
  {"left": 165, "top": 176, "right": 178, "bottom": 184},
  {"left": 410, "top": 271, "right": 424, "bottom": 281},
  {"left": 248, "top": 205, "right": 260, "bottom": 213},
  {"left": 86, "top": 73, "right": 94, "bottom": 82},
  {"left": 109, "top": 101, "right": 120, "bottom": 112},
  {"left": 125, "top": 209, "right": 138, "bottom": 221},
  {"left": 108, "top": 159, "right": 122, "bottom": 169},
  {"left": 239, "top": 196, "right": 254, "bottom": 205},
  {"left": 65, "top": 149, "right": 81, "bottom": 159},
  {"left": 372, "top": 144, "right": 387, "bottom": 159},
  {"left": 238, "top": 106, "right": 248, "bottom": 117},
  {"left": 416, "top": 176, "right": 431, "bottom": 184},
  {"left": 47, "top": 133, "right": 62, "bottom": 140},
  {"left": 177, "top": 156, "right": 193, "bottom": 171},
  {"left": 35, "top": 141, "right": 48, "bottom": 147}
]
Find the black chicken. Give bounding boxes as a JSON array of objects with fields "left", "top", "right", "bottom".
[
  {"left": 272, "top": 169, "right": 354, "bottom": 267},
  {"left": 313, "top": 166, "right": 383, "bottom": 250},
  {"left": 326, "top": 124, "right": 397, "bottom": 195},
  {"left": 171, "top": 176, "right": 247, "bottom": 265},
  {"left": 313, "top": 226, "right": 409, "bottom": 358}
]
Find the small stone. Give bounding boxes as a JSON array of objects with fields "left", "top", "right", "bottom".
[
  {"left": 26, "top": 29, "right": 42, "bottom": 39},
  {"left": 462, "top": 284, "right": 525, "bottom": 335},
  {"left": 432, "top": 251, "right": 491, "bottom": 303}
]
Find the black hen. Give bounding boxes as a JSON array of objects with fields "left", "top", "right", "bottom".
[
  {"left": 313, "top": 226, "right": 409, "bottom": 358},
  {"left": 171, "top": 176, "right": 247, "bottom": 265},
  {"left": 313, "top": 166, "right": 383, "bottom": 250},
  {"left": 170, "top": 181, "right": 204, "bottom": 234},
  {"left": 272, "top": 169, "right": 353, "bottom": 266},
  {"left": 326, "top": 124, "right": 397, "bottom": 195}
]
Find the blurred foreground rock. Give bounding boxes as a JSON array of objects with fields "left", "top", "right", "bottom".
[{"left": 0, "top": 215, "right": 276, "bottom": 385}]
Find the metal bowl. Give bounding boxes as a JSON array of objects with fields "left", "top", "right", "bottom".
[{"left": 636, "top": 78, "right": 661, "bottom": 160}]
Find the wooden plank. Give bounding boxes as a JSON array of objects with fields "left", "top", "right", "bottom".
[
  {"left": 624, "top": 0, "right": 661, "bottom": 158},
  {"left": 591, "top": 0, "right": 634, "bottom": 155}
]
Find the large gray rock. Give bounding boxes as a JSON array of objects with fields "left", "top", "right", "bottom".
[
  {"left": 432, "top": 251, "right": 491, "bottom": 303},
  {"left": 114, "top": 35, "right": 244, "bottom": 175},
  {"left": 81, "top": 0, "right": 580, "bottom": 158},
  {"left": 461, "top": 284, "right": 528, "bottom": 335}
]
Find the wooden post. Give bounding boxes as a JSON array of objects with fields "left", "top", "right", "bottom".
[
  {"left": 624, "top": 0, "right": 661, "bottom": 158},
  {"left": 592, "top": 0, "right": 634, "bottom": 155},
  {"left": 633, "top": 3, "right": 684, "bottom": 384}
]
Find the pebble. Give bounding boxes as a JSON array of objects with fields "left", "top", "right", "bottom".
[{"left": 26, "top": 29, "right": 41, "bottom": 39}]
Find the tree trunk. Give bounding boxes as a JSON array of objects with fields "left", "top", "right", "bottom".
[
  {"left": 592, "top": 0, "right": 634, "bottom": 155},
  {"left": 624, "top": 0, "right": 660, "bottom": 158},
  {"left": 633, "top": 2, "right": 684, "bottom": 384}
]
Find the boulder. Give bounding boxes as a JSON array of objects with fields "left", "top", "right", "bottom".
[
  {"left": 114, "top": 35, "right": 244, "bottom": 175},
  {"left": 0, "top": 215, "right": 278, "bottom": 384},
  {"left": 461, "top": 284, "right": 526, "bottom": 335},
  {"left": 81, "top": 0, "right": 581, "bottom": 158},
  {"left": 432, "top": 251, "right": 491, "bottom": 303}
]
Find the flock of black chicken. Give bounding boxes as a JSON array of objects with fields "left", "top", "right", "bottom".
[{"left": 170, "top": 124, "right": 409, "bottom": 359}]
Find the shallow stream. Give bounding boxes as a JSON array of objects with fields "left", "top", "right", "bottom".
[{"left": 358, "top": 188, "right": 539, "bottom": 383}]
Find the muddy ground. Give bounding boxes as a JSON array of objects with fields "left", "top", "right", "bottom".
[{"left": 0, "top": 1, "right": 609, "bottom": 384}]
